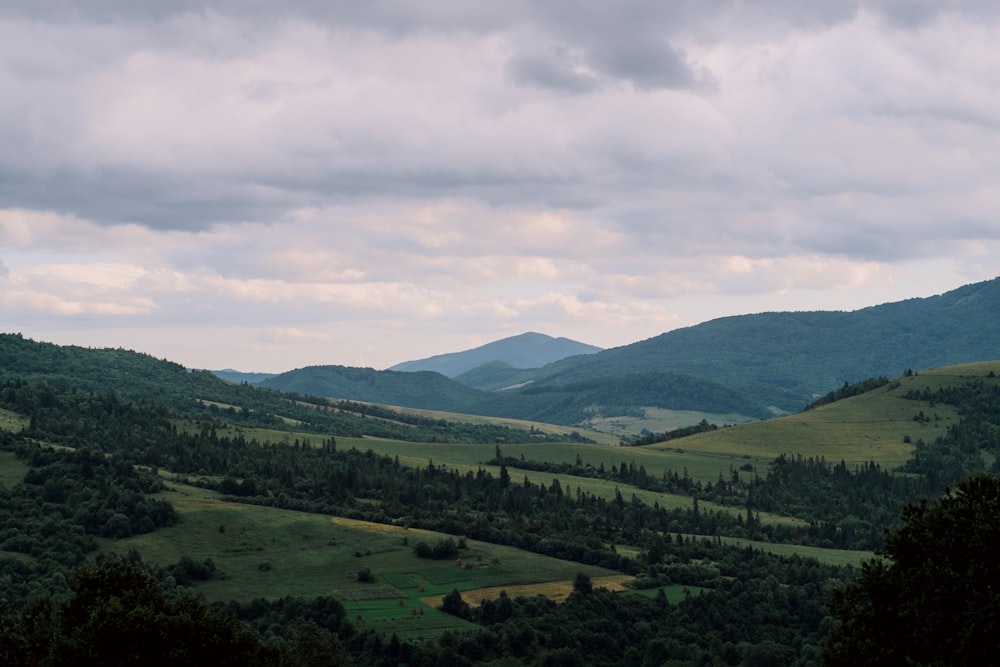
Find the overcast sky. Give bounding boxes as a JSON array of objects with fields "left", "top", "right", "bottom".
[{"left": 2, "top": 1, "right": 999, "bottom": 372}]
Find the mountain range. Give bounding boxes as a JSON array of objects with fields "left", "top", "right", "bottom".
[
  {"left": 5, "top": 277, "right": 997, "bottom": 430},
  {"left": 255, "top": 277, "right": 1000, "bottom": 425}
]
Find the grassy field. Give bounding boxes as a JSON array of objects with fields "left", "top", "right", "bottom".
[
  {"left": 183, "top": 366, "right": 972, "bottom": 491},
  {"left": 715, "top": 537, "right": 873, "bottom": 567},
  {"left": 656, "top": 374, "right": 965, "bottom": 470},
  {"left": 584, "top": 407, "right": 756, "bottom": 438},
  {"left": 18, "top": 363, "right": 994, "bottom": 643},
  {"left": 108, "top": 480, "right": 621, "bottom": 639},
  {"left": 350, "top": 437, "right": 775, "bottom": 487}
]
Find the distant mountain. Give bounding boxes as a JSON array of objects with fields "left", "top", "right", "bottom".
[
  {"left": 6, "top": 276, "right": 998, "bottom": 430},
  {"left": 388, "top": 332, "right": 601, "bottom": 377},
  {"left": 259, "top": 365, "right": 487, "bottom": 411},
  {"left": 514, "top": 276, "right": 1000, "bottom": 412}
]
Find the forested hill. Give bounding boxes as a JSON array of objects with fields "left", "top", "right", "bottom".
[
  {"left": 516, "top": 276, "right": 1000, "bottom": 411},
  {"left": 259, "top": 365, "right": 488, "bottom": 411},
  {"left": 0, "top": 334, "right": 579, "bottom": 444},
  {"left": 255, "top": 363, "right": 772, "bottom": 423}
]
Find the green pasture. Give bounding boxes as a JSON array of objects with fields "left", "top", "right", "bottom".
[
  {"left": 715, "top": 536, "right": 872, "bottom": 567},
  {"left": 585, "top": 407, "right": 756, "bottom": 438},
  {"left": 378, "top": 404, "right": 622, "bottom": 445},
  {"left": 108, "top": 480, "right": 618, "bottom": 639},
  {"left": 921, "top": 362, "right": 1000, "bottom": 380},
  {"left": 351, "top": 437, "right": 774, "bottom": 487},
  {"left": 659, "top": 376, "right": 963, "bottom": 469}
]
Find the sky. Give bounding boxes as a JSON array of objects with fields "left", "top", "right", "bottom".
[{"left": 2, "top": 1, "right": 999, "bottom": 373}]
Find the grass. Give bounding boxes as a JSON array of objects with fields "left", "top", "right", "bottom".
[
  {"left": 0, "top": 450, "right": 30, "bottom": 488},
  {"left": 378, "top": 405, "right": 622, "bottom": 445},
  {"left": 108, "top": 480, "right": 619, "bottom": 639},
  {"left": 658, "top": 375, "right": 963, "bottom": 470},
  {"left": 0, "top": 408, "right": 28, "bottom": 433},
  {"left": 715, "top": 536, "right": 873, "bottom": 567},
  {"left": 339, "top": 439, "right": 804, "bottom": 527},
  {"left": 351, "top": 437, "right": 775, "bottom": 487},
  {"left": 438, "top": 574, "right": 633, "bottom": 608},
  {"left": 80, "top": 363, "right": 1000, "bottom": 642},
  {"left": 584, "top": 407, "right": 756, "bottom": 438},
  {"left": 111, "top": 479, "right": 722, "bottom": 640}
]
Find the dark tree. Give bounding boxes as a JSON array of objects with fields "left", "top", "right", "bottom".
[
  {"left": 823, "top": 473, "right": 1000, "bottom": 666},
  {"left": 43, "top": 558, "right": 274, "bottom": 667},
  {"left": 440, "top": 589, "right": 471, "bottom": 619}
]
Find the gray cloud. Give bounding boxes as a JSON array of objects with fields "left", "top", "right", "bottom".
[
  {"left": 507, "top": 46, "right": 600, "bottom": 93},
  {"left": 3, "top": 1, "right": 1000, "bottom": 372},
  {"left": 592, "top": 38, "right": 702, "bottom": 90}
]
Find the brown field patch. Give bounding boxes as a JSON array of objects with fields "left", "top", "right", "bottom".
[{"left": 421, "top": 574, "right": 633, "bottom": 608}]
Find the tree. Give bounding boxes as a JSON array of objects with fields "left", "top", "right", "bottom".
[
  {"left": 43, "top": 557, "right": 274, "bottom": 666},
  {"left": 499, "top": 464, "right": 511, "bottom": 488},
  {"left": 440, "top": 589, "right": 471, "bottom": 619},
  {"left": 823, "top": 473, "right": 1000, "bottom": 666},
  {"left": 282, "top": 618, "right": 352, "bottom": 667},
  {"left": 572, "top": 572, "right": 593, "bottom": 595}
]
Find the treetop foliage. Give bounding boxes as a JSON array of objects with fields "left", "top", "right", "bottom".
[{"left": 823, "top": 473, "right": 1000, "bottom": 666}]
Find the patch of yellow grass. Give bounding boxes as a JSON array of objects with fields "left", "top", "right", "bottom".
[
  {"left": 329, "top": 516, "right": 440, "bottom": 538},
  {"left": 423, "top": 574, "right": 633, "bottom": 608},
  {"left": 0, "top": 408, "right": 28, "bottom": 433}
]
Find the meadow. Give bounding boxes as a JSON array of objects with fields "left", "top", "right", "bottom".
[
  {"left": 108, "top": 480, "right": 623, "bottom": 639},
  {"left": 5, "top": 362, "right": 966, "bottom": 643}
]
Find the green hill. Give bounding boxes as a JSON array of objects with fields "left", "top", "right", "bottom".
[
  {"left": 453, "top": 360, "right": 537, "bottom": 391},
  {"left": 260, "top": 365, "right": 488, "bottom": 411},
  {"left": 516, "top": 276, "right": 1000, "bottom": 412},
  {"left": 460, "top": 372, "right": 773, "bottom": 424},
  {"left": 260, "top": 277, "right": 1000, "bottom": 423},
  {"left": 0, "top": 334, "right": 583, "bottom": 444},
  {"left": 3, "top": 330, "right": 1000, "bottom": 664}
]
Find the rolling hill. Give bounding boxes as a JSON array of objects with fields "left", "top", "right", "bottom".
[
  {"left": 505, "top": 276, "right": 1000, "bottom": 412},
  {"left": 252, "top": 277, "right": 1000, "bottom": 424},
  {"left": 3, "top": 324, "right": 1000, "bottom": 663},
  {"left": 259, "top": 365, "right": 488, "bottom": 411},
  {"left": 5, "top": 276, "right": 999, "bottom": 430}
]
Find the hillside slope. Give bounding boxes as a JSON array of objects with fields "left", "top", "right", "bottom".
[
  {"left": 259, "top": 365, "right": 488, "bottom": 411},
  {"left": 520, "top": 277, "right": 1000, "bottom": 411}
]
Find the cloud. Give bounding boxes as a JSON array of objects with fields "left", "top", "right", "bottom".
[
  {"left": 507, "top": 45, "right": 600, "bottom": 93},
  {"left": 1, "top": 3, "right": 999, "bottom": 370}
]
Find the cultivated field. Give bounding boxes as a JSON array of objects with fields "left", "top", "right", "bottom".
[{"left": 107, "top": 480, "right": 622, "bottom": 639}]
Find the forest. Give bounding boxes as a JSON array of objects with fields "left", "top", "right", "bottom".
[{"left": 1, "top": 350, "right": 999, "bottom": 664}]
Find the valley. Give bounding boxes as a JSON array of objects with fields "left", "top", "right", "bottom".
[{"left": 1, "top": 294, "right": 999, "bottom": 665}]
